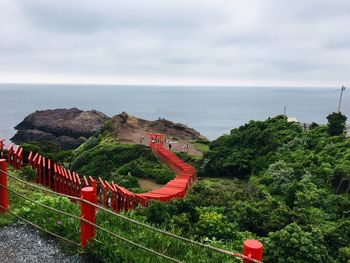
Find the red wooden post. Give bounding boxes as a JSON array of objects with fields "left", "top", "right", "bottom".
[
  {"left": 112, "top": 182, "right": 119, "bottom": 211},
  {"left": 42, "top": 157, "right": 46, "bottom": 186},
  {"left": 68, "top": 170, "right": 73, "bottom": 196},
  {"left": 32, "top": 153, "right": 38, "bottom": 169},
  {"left": 57, "top": 166, "right": 62, "bottom": 193},
  {"left": 80, "top": 186, "right": 96, "bottom": 248},
  {"left": 59, "top": 166, "right": 65, "bottom": 194},
  {"left": 37, "top": 155, "right": 42, "bottom": 184},
  {"left": 18, "top": 148, "right": 23, "bottom": 169},
  {"left": 53, "top": 163, "right": 57, "bottom": 192},
  {"left": 63, "top": 169, "right": 69, "bottom": 195},
  {"left": 76, "top": 173, "right": 82, "bottom": 197},
  {"left": 99, "top": 177, "right": 106, "bottom": 207},
  {"left": 0, "top": 159, "right": 8, "bottom": 213},
  {"left": 7, "top": 143, "right": 14, "bottom": 165},
  {"left": 83, "top": 176, "right": 89, "bottom": 187},
  {"left": 28, "top": 151, "right": 33, "bottom": 166},
  {"left": 0, "top": 138, "right": 4, "bottom": 158},
  {"left": 243, "top": 240, "right": 263, "bottom": 263},
  {"left": 72, "top": 172, "right": 77, "bottom": 197},
  {"left": 105, "top": 181, "right": 113, "bottom": 209},
  {"left": 13, "top": 147, "right": 19, "bottom": 169},
  {"left": 47, "top": 159, "right": 51, "bottom": 188}
]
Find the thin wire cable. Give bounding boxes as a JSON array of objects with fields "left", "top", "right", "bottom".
[
  {"left": 0, "top": 204, "right": 80, "bottom": 247},
  {"left": 1, "top": 169, "right": 262, "bottom": 263}
]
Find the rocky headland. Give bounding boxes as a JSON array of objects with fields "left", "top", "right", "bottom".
[
  {"left": 11, "top": 108, "right": 207, "bottom": 150},
  {"left": 11, "top": 108, "right": 109, "bottom": 150}
]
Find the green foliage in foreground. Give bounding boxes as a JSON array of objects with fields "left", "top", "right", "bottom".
[
  {"left": 1, "top": 171, "right": 242, "bottom": 263},
  {"left": 71, "top": 136, "right": 174, "bottom": 186},
  {"left": 166, "top": 115, "right": 349, "bottom": 263},
  {"left": 8, "top": 115, "right": 350, "bottom": 262}
]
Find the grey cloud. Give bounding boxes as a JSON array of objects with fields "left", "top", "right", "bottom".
[{"left": 0, "top": 0, "right": 349, "bottom": 86}]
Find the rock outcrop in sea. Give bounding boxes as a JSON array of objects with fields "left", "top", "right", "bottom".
[
  {"left": 11, "top": 108, "right": 109, "bottom": 150},
  {"left": 11, "top": 108, "right": 208, "bottom": 150}
]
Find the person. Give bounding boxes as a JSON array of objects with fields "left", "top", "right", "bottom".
[{"left": 169, "top": 143, "right": 172, "bottom": 151}]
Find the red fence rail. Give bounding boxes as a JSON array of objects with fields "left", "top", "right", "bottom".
[
  {"left": 5, "top": 133, "right": 196, "bottom": 211},
  {"left": 0, "top": 134, "right": 263, "bottom": 262}
]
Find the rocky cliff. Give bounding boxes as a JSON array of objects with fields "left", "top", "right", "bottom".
[
  {"left": 11, "top": 108, "right": 109, "bottom": 150},
  {"left": 111, "top": 112, "right": 207, "bottom": 143},
  {"left": 11, "top": 109, "right": 207, "bottom": 150}
]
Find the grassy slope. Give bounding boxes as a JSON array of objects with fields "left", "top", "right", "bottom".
[
  {"left": 0, "top": 168, "right": 241, "bottom": 263},
  {"left": 71, "top": 134, "right": 175, "bottom": 191}
]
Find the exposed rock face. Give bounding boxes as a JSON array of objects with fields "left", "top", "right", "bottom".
[
  {"left": 12, "top": 108, "right": 109, "bottom": 150},
  {"left": 11, "top": 109, "right": 207, "bottom": 150},
  {"left": 111, "top": 112, "right": 207, "bottom": 142},
  {"left": 149, "top": 119, "right": 206, "bottom": 140}
]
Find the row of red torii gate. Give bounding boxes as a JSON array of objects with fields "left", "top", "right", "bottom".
[{"left": 0, "top": 133, "right": 196, "bottom": 212}]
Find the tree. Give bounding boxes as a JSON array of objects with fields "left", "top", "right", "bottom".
[
  {"left": 309, "top": 122, "right": 319, "bottom": 130},
  {"left": 327, "top": 112, "right": 347, "bottom": 136},
  {"left": 264, "top": 223, "right": 331, "bottom": 263}
]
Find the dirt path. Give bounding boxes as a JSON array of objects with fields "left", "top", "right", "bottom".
[
  {"left": 0, "top": 223, "right": 85, "bottom": 263},
  {"left": 119, "top": 128, "right": 203, "bottom": 157},
  {"left": 138, "top": 178, "right": 165, "bottom": 192}
]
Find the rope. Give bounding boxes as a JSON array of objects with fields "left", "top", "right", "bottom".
[
  {"left": 1, "top": 170, "right": 81, "bottom": 202},
  {"left": 0, "top": 182, "right": 82, "bottom": 221},
  {"left": 0, "top": 204, "right": 80, "bottom": 247},
  {"left": 1, "top": 169, "right": 262, "bottom": 263},
  {"left": 80, "top": 198, "right": 262, "bottom": 263},
  {"left": 82, "top": 217, "right": 183, "bottom": 263},
  {"left": 0, "top": 182, "right": 182, "bottom": 263}
]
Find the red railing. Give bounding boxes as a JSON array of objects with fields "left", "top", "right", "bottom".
[
  {"left": 3, "top": 134, "right": 196, "bottom": 211},
  {"left": 0, "top": 135, "right": 263, "bottom": 262}
]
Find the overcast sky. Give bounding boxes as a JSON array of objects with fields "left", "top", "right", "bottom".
[{"left": 0, "top": 0, "right": 349, "bottom": 87}]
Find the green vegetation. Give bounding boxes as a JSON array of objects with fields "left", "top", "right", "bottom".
[
  {"left": 327, "top": 112, "right": 347, "bottom": 136},
  {"left": 1, "top": 169, "right": 241, "bottom": 262},
  {"left": 21, "top": 142, "right": 73, "bottom": 164},
  {"left": 3, "top": 114, "right": 350, "bottom": 262},
  {"left": 71, "top": 135, "right": 174, "bottom": 188},
  {"left": 192, "top": 141, "right": 210, "bottom": 153},
  {"left": 165, "top": 115, "right": 349, "bottom": 263},
  {"left": 138, "top": 116, "right": 349, "bottom": 262}
]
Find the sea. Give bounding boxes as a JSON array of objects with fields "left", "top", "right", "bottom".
[{"left": 0, "top": 84, "right": 348, "bottom": 143}]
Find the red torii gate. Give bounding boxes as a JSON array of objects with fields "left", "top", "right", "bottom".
[
  {"left": 0, "top": 138, "right": 4, "bottom": 158},
  {"left": 148, "top": 133, "right": 165, "bottom": 145}
]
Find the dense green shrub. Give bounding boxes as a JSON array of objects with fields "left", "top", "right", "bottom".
[
  {"left": 327, "top": 112, "right": 347, "bottom": 136},
  {"left": 71, "top": 142, "right": 174, "bottom": 185},
  {"left": 202, "top": 116, "right": 302, "bottom": 178},
  {"left": 264, "top": 223, "right": 331, "bottom": 263}
]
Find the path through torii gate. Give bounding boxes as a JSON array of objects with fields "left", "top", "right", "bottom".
[{"left": 3, "top": 133, "right": 196, "bottom": 212}]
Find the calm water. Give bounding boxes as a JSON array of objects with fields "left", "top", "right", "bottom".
[{"left": 0, "top": 84, "right": 347, "bottom": 142}]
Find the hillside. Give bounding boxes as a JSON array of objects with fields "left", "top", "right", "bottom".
[
  {"left": 5, "top": 113, "right": 350, "bottom": 262},
  {"left": 11, "top": 109, "right": 207, "bottom": 155}
]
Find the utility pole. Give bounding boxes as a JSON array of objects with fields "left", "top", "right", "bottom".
[
  {"left": 284, "top": 106, "right": 287, "bottom": 118},
  {"left": 338, "top": 86, "right": 346, "bottom": 113}
]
